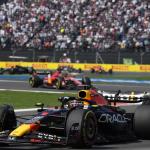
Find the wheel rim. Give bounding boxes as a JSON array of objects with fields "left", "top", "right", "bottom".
[
  {"left": 56, "top": 80, "right": 60, "bottom": 89},
  {"left": 66, "top": 81, "right": 75, "bottom": 89},
  {"left": 29, "top": 79, "right": 34, "bottom": 86}
]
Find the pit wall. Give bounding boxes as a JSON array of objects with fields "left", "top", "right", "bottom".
[{"left": 0, "top": 62, "right": 150, "bottom": 72}]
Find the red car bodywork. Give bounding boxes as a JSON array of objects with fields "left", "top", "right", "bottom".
[
  {"left": 43, "top": 71, "right": 61, "bottom": 85},
  {"left": 78, "top": 88, "right": 108, "bottom": 106},
  {"left": 43, "top": 71, "right": 82, "bottom": 86},
  {"left": 30, "top": 70, "right": 91, "bottom": 89}
]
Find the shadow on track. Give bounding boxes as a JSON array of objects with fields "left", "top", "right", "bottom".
[{"left": 0, "top": 140, "right": 143, "bottom": 150}]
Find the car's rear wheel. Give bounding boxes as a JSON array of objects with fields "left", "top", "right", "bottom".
[
  {"left": 134, "top": 105, "right": 150, "bottom": 139},
  {"left": 65, "top": 80, "right": 76, "bottom": 90},
  {"left": 29, "top": 76, "right": 42, "bottom": 87},
  {"left": 66, "top": 109, "right": 97, "bottom": 148},
  {"left": 0, "top": 104, "right": 16, "bottom": 131}
]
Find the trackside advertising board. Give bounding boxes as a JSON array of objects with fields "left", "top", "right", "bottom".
[{"left": 0, "top": 62, "right": 150, "bottom": 72}]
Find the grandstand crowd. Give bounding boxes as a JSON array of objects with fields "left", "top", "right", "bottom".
[{"left": 0, "top": 0, "right": 150, "bottom": 52}]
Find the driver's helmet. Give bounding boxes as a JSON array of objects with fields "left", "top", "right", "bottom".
[
  {"left": 67, "top": 100, "right": 83, "bottom": 108},
  {"left": 61, "top": 70, "right": 69, "bottom": 77}
]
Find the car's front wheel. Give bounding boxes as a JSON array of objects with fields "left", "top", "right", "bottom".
[
  {"left": 0, "top": 104, "right": 16, "bottom": 131},
  {"left": 134, "top": 105, "right": 150, "bottom": 139},
  {"left": 65, "top": 80, "right": 76, "bottom": 90},
  {"left": 66, "top": 109, "right": 97, "bottom": 148}
]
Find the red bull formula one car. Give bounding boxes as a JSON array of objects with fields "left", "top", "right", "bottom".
[
  {"left": 29, "top": 70, "right": 92, "bottom": 90},
  {"left": 0, "top": 88, "right": 150, "bottom": 148}
]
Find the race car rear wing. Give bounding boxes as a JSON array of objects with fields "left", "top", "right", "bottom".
[
  {"left": 35, "top": 70, "right": 52, "bottom": 75},
  {"left": 104, "top": 95, "right": 150, "bottom": 107},
  {"left": 105, "top": 96, "right": 144, "bottom": 103},
  {"left": 103, "top": 90, "right": 150, "bottom": 105}
]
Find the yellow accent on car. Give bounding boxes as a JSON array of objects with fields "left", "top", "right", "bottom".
[
  {"left": 83, "top": 101, "right": 90, "bottom": 106},
  {"left": 129, "top": 92, "right": 135, "bottom": 101},
  {"left": 9, "top": 124, "right": 31, "bottom": 137},
  {"left": 47, "top": 74, "right": 52, "bottom": 84},
  {"left": 78, "top": 90, "right": 92, "bottom": 100},
  {"left": 91, "top": 105, "right": 98, "bottom": 107}
]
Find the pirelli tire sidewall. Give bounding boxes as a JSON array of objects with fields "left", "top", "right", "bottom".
[
  {"left": 55, "top": 77, "right": 63, "bottom": 89},
  {"left": 0, "top": 104, "right": 16, "bottom": 131},
  {"left": 82, "top": 110, "right": 98, "bottom": 146},
  {"left": 29, "top": 76, "right": 42, "bottom": 87},
  {"left": 66, "top": 109, "right": 97, "bottom": 147},
  {"left": 134, "top": 105, "right": 150, "bottom": 139},
  {"left": 65, "top": 80, "right": 76, "bottom": 90}
]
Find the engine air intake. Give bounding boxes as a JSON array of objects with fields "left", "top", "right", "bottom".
[
  {"left": 78, "top": 90, "right": 92, "bottom": 100},
  {"left": 79, "top": 91, "right": 86, "bottom": 98}
]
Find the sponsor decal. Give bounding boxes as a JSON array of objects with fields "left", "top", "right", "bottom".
[
  {"left": 140, "top": 65, "right": 150, "bottom": 71},
  {"left": 38, "top": 133, "right": 61, "bottom": 141},
  {"left": 58, "top": 63, "right": 73, "bottom": 67},
  {"left": 27, "top": 116, "right": 43, "bottom": 123},
  {"left": 5, "top": 62, "right": 21, "bottom": 68},
  {"left": 112, "top": 65, "right": 129, "bottom": 71},
  {"left": 71, "top": 123, "right": 79, "bottom": 131},
  {"left": 0, "top": 61, "right": 150, "bottom": 72},
  {"left": 98, "top": 113, "right": 127, "bottom": 123},
  {"left": 41, "top": 112, "right": 49, "bottom": 116},
  {"left": 32, "top": 63, "right": 48, "bottom": 69},
  {"left": 84, "top": 64, "right": 101, "bottom": 70}
]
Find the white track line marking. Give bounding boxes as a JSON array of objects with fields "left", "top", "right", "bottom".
[
  {"left": 93, "top": 83, "right": 148, "bottom": 88},
  {"left": 15, "top": 107, "right": 56, "bottom": 112},
  {"left": 0, "top": 88, "right": 65, "bottom": 94},
  {"left": 0, "top": 88, "right": 77, "bottom": 94},
  {"left": 15, "top": 108, "right": 38, "bottom": 112},
  {"left": 0, "top": 80, "right": 26, "bottom": 83}
]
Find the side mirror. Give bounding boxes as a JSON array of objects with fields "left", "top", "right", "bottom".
[{"left": 35, "top": 103, "right": 44, "bottom": 110}]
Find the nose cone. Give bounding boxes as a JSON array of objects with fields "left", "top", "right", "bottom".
[{"left": 9, "top": 124, "right": 31, "bottom": 137}]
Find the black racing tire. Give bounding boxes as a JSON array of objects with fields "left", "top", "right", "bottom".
[
  {"left": 82, "top": 76, "right": 92, "bottom": 88},
  {"left": 3, "top": 70, "right": 11, "bottom": 74},
  {"left": 0, "top": 104, "right": 16, "bottom": 131},
  {"left": 55, "top": 77, "right": 63, "bottom": 89},
  {"left": 66, "top": 109, "right": 97, "bottom": 148},
  {"left": 134, "top": 105, "right": 150, "bottom": 139},
  {"left": 65, "top": 80, "right": 76, "bottom": 90},
  {"left": 29, "top": 76, "right": 42, "bottom": 88}
]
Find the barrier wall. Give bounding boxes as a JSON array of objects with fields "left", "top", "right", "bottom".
[{"left": 0, "top": 62, "right": 150, "bottom": 72}]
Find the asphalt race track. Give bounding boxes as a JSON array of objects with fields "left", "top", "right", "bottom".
[
  {"left": 0, "top": 79, "right": 149, "bottom": 93},
  {"left": 0, "top": 140, "right": 150, "bottom": 150},
  {"left": 0, "top": 79, "right": 150, "bottom": 149}
]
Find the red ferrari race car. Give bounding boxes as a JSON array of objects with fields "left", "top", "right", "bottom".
[
  {"left": 91, "top": 66, "right": 113, "bottom": 74},
  {"left": 29, "top": 70, "right": 92, "bottom": 90}
]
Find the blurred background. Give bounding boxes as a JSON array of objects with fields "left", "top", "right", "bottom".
[{"left": 0, "top": 0, "right": 150, "bottom": 64}]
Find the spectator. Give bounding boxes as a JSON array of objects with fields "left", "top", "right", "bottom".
[
  {"left": 59, "top": 53, "right": 71, "bottom": 63},
  {"left": 0, "top": 0, "right": 149, "bottom": 52}
]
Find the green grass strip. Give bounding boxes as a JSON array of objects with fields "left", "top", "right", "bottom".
[
  {"left": 0, "top": 91, "right": 75, "bottom": 109},
  {"left": 81, "top": 73, "right": 150, "bottom": 80}
]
